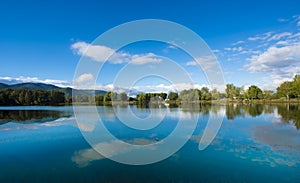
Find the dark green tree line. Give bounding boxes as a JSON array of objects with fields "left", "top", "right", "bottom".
[{"left": 0, "top": 88, "right": 65, "bottom": 106}]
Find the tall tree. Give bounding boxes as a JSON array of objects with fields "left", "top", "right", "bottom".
[
  {"left": 263, "top": 90, "right": 274, "bottom": 100},
  {"left": 119, "top": 92, "right": 128, "bottom": 101},
  {"left": 168, "top": 92, "right": 178, "bottom": 101},
  {"left": 211, "top": 89, "right": 220, "bottom": 100},
  {"left": 225, "top": 84, "right": 235, "bottom": 100},
  {"left": 248, "top": 85, "right": 263, "bottom": 100},
  {"left": 277, "top": 81, "right": 293, "bottom": 99}
]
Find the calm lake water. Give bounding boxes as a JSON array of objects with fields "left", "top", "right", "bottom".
[{"left": 0, "top": 104, "right": 299, "bottom": 182}]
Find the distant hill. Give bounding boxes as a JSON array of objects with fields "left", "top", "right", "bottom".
[
  {"left": 0, "top": 82, "right": 106, "bottom": 96},
  {"left": 0, "top": 83, "right": 9, "bottom": 89},
  {"left": 9, "top": 83, "right": 61, "bottom": 90}
]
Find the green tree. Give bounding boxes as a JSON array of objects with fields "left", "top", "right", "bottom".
[
  {"left": 95, "top": 94, "right": 104, "bottom": 105},
  {"left": 225, "top": 84, "right": 235, "bottom": 100},
  {"left": 292, "top": 74, "right": 300, "bottom": 97},
  {"left": 25, "top": 90, "right": 32, "bottom": 105},
  {"left": 263, "top": 90, "right": 274, "bottom": 100},
  {"left": 104, "top": 91, "right": 112, "bottom": 102},
  {"left": 65, "top": 93, "right": 72, "bottom": 104},
  {"left": 137, "top": 93, "right": 146, "bottom": 103},
  {"left": 168, "top": 92, "right": 179, "bottom": 101},
  {"left": 211, "top": 89, "right": 220, "bottom": 100},
  {"left": 119, "top": 92, "right": 128, "bottom": 102},
  {"left": 248, "top": 85, "right": 263, "bottom": 100},
  {"left": 277, "top": 81, "right": 293, "bottom": 99},
  {"left": 159, "top": 93, "right": 167, "bottom": 100},
  {"left": 200, "top": 87, "right": 211, "bottom": 100},
  {"left": 179, "top": 89, "right": 199, "bottom": 102},
  {"left": 234, "top": 87, "right": 242, "bottom": 100}
]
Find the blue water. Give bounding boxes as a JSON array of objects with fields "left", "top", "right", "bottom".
[{"left": 0, "top": 105, "right": 299, "bottom": 182}]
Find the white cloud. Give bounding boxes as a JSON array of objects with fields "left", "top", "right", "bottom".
[
  {"left": 276, "top": 41, "right": 289, "bottom": 46},
  {"left": 291, "top": 15, "right": 300, "bottom": 26},
  {"left": 71, "top": 41, "right": 115, "bottom": 62},
  {"left": 224, "top": 47, "right": 243, "bottom": 52},
  {"left": 72, "top": 138, "right": 158, "bottom": 167},
  {"left": 246, "top": 44, "right": 300, "bottom": 73},
  {"left": 0, "top": 76, "right": 71, "bottom": 88},
  {"left": 74, "top": 73, "right": 94, "bottom": 83},
  {"left": 71, "top": 41, "right": 162, "bottom": 65},
  {"left": 186, "top": 61, "right": 197, "bottom": 66},
  {"left": 186, "top": 55, "right": 217, "bottom": 71},
  {"left": 212, "top": 49, "right": 220, "bottom": 53},
  {"left": 245, "top": 43, "right": 300, "bottom": 89},
  {"left": 231, "top": 40, "right": 245, "bottom": 45},
  {"left": 268, "top": 32, "right": 291, "bottom": 41},
  {"left": 289, "top": 32, "right": 300, "bottom": 38},
  {"left": 277, "top": 18, "right": 289, "bottom": 22},
  {"left": 248, "top": 32, "right": 273, "bottom": 41},
  {"left": 72, "top": 147, "right": 104, "bottom": 167},
  {"left": 111, "top": 83, "right": 226, "bottom": 94},
  {"left": 130, "top": 53, "right": 162, "bottom": 65}
]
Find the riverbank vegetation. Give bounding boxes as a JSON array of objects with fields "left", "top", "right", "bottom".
[{"left": 0, "top": 75, "right": 299, "bottom": 106}]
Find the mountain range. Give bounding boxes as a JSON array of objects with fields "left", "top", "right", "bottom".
[{"left": 0, "top": 82, "right": 107, "bottom": 96}]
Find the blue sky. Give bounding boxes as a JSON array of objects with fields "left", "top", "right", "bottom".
[{"left": 0, "top": 0, "right": 300, "bottom": 92}]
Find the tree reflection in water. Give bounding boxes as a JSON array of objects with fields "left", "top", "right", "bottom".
[
  {"left": 0, "top": 110, "right": 71, "bottom": 125},
  {"left": 277, "top": 104, "right": 300, "bottom": 129},
  {"left": 2, "top": 104, "right": 299, "bottom": 129},
  {"left": 225, "top": 104, "right": 300, "bottom": 129}
]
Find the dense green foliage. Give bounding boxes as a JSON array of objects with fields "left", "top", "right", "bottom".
[
  {"left": 168, "top": 92, "right": 179, "bottom": 101},
  {"left": 0, "top": 75, "right": 299, "bottom": 106},
  {"left": 277, "top": 75, "right": 300, "bottom": 99},
  {"left": 136, "top": 93, "right": 167, "bottom": 103},
  {"left": 0, "top": 88, "right": 65, "bottom": 106}
]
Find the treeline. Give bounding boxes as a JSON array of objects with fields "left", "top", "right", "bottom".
[
  {"left": 0, "top": 88, "right": 69, "bottom": 106},
  {"left": 82, "top": 75, "right": 300, "bottom": 105},
  {"left": 225, "top": 75, "right": 300, "bottom": 101},
  {"left": 1, "top": 75, "right": 299, "bottom": 106}
]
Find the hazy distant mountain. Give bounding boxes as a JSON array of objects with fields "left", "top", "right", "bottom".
[
  {"left": 0, "top": 83, "right": 9, "bottom": 89},
  {"left": 0, "top": 82, "right": 106, "bottom": 96},
  {"left": 8, "top": 82, "right": 61, "bottom": 90}
]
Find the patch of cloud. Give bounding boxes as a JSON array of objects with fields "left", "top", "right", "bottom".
[
  {"left": 277, "top": 18, "right": 289, "bottom": 22},
  {"left": 72, "top": 148, "right": 104, "bottom": 167},
  {"left": 74, "top": 73, "right": 94, "bottom": 83},
  {"left": 276, "top": 41, "right": 289, "bottom": 46},
  {"left": 213, "top": 14, "right": 300, "bottom": 90},
  {"left": 71, "top": 138, "right": 158, "bottom": 167},
  {"left": 268, "top": 32, "right": 292, "bottom": 41},
  {"left": 93, "top": 82, "right": 226, "bottom": 94},
  {"left": 231, "top": 40, "right": 245, "bottom": 45},
  {"left": 289, "top": 32, "right": 300, "bottom": 39},
  {"left": 224, "top": 47, "right": 243, "bottom": 52},
  {"left": 0, "top": 76, "right": 71, "bottom": 88},
  {"left": 186, "top": 55, "right": 218, "bottom": 71},
  {"left": 246, "top": 44, "right": 300, "bottom": 73},
  {"left": 71, "top": 41, "right": 162, "bottom": 65},
  {"left": 245, "top": 43, "right": 300, "bottom": 89},
  {"left": 248, "top": 32, "right": 273, "bottom": 41},
  {"left": 71, "top": 41, "right": 115, "bottom": 62},
  {"left": 130, "top": 53, "right": 162, "bottom": 65},
  {"left": 292, "top": 15, "right": 300, "bottom": 26}
]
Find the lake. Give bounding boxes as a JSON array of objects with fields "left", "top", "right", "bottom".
[{"left": 0, "top": 104, "right": 299, "bottom": 182}]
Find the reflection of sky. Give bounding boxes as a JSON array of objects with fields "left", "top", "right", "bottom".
[
  {"left": 0, "top": 105, "right": 300, "bottom": 182},
  {"left": 71, "top": 138, "right": 158, "bottom": 167},
  {"left": 0, "top": 117, "right": 75, "bottom": 131},
  {"left": 191, "top": 112, "right": 300, "bottom": 168}
]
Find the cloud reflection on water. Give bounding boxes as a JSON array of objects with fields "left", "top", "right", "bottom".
[{"left": 71, "top": 138, "right": 158, "bottom": 167}]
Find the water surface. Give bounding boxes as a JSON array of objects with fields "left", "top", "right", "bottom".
[{"left": 0, "top": 104, "right": 299, "bottom": 182}]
